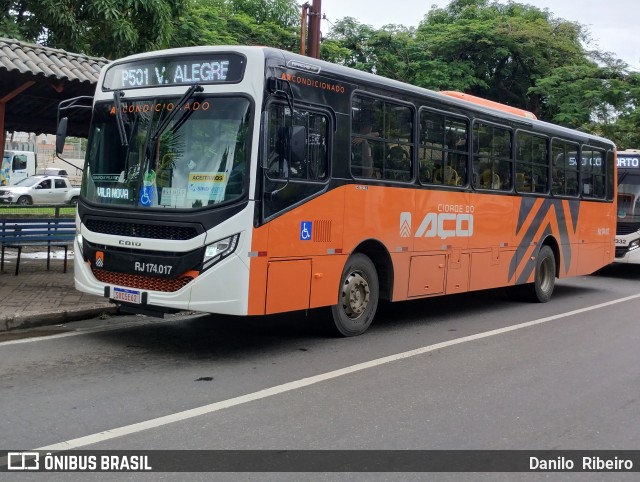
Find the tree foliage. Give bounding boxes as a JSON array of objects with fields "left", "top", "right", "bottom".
[
  {"left": 1, "top": 0, "right": 638, "bottom": 146},
  {"left": 1, "top": 0, "right": 185, "bottom": 58},
  {"left": 1, "top": 0, "right": 300, "bottom": 58},
  {"left": 169, "top": 0, "right": 299, "bottom": 51},
  {"left": 322, "top": 0, "right": 640, "bottom": 147}
]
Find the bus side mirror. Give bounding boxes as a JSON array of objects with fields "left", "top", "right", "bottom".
[
  {"left": 289, "top": 125, "right": 306, "bottom": 165},
  {"left": 56, "top": 117, "right": 68, "bottom": 155}
]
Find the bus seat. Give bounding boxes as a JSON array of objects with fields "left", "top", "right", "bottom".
[
  {"left": 435, "top": 166, "right": 460, "bottom": 186},
  {"left": 481, "top": 169, "right": 500, "bottom": 189},
  {"left": 516, "top": 172, "right": 531, "bottom": 192}
]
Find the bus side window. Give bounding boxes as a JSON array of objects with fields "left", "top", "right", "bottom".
[
  {"left": 263, "top": 104, "right": 330, "bottom": 219},
  {"left": 473, "top": 122, "right": 511, "bottom": 191},
  {"left": 419, "top": 109, "right": 467, "bottom": 187},
  {"left": 551, "top": 139, "right": 579, "bottom": 197},
  {"left": 581, "top": 149, "right": 605, "bottom": 199},
  {"left": 516, "top": 132, "right": 548, "bottom": 193}
]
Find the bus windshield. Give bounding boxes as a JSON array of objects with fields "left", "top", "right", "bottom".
[
  {"left": 618, "top": 170, "right": 640, "bottom": 221},
  {"left": 82, "top": 95, "right": 251, "bottom": 209}
]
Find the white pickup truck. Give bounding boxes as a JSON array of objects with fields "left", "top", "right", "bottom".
[{"left": 0, "top": 175, "right": 80, "bottom": 205}]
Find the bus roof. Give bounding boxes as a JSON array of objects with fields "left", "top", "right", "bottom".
[
  {"left": 440, "top": 91, "right": 537, "bottom": 120},
  {"left": 102, "top": 45, "right": 615, "bottom": 149}
]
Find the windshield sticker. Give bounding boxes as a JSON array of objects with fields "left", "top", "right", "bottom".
[
  {"left": 187, "top": 172, "right": 227, "bottom": 203},
  {"left": 160, "top": 187, "right": 187, "bottom": 207},
  {"left": 139, "top": 171, "right": 157, "bottom": 207},
  {"left": 92, "top": 174, "right": 121, "bottom": 182}
]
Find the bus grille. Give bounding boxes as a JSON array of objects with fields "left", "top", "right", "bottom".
[
  {"left": 616, "top": 223, "right": 640, "bottom": 236},
  {"left": 92, "top": 269, "right": 195, "bottom": 292},
  {"left": 85, "top": 219, "right": 199, "bottom": 240},
  {"left": 313, "top": 220, "right": 332, "bottom": 242}
]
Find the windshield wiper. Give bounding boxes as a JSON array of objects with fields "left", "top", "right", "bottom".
[
  {"left": 136, "top": 84, "right": 204, "bottom": 202},
  {"left": 618, "top": 170, "right": 629, "bottom": 185},
  {"left": 149, "top": 84, "right": 204, "bottom": 145},
  {"left": 113, "top": 90, "right": 129, "bottom": 147}
]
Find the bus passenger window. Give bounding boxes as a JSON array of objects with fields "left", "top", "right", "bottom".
[
  {"left": 351, "top": 95, "right": 413, "bottom": 182},
  {"left": 419, "top": 109, "right": 468, "bottom": 186},
  {"left": 516, "top": 132, "right": 548, "bottom": 193},
  {"left": 551, "top": 140, "right": 579, "bottom": 197},
  {"left": 581, "top": 148, "right": 605, "bottom": 199},
  {"left": 473, "top": 122, "right": 512, "bottom": 191}
]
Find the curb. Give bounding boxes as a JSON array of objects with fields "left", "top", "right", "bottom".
[{"left": 0, "top": 305, "right": 120, "bottom": 332}]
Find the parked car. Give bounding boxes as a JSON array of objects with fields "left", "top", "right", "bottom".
[{"left": 0, "top": 175, "right": 80, "bottom": 205}]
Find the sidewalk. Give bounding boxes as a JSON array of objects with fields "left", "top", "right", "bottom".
[{"left": 0, "top": 247, "right": 117, "bottom": 332}]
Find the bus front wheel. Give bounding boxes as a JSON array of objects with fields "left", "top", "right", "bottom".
[{"left": 331, "top": 253, "right": 379, "bottom": 336}]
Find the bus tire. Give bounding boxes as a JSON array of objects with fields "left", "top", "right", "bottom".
[
  {"left": 330, "top": 253, "right": 379, "bottom": 336},
  {"left": 507, "top": 245, "right": 556, "bottom": 302}
]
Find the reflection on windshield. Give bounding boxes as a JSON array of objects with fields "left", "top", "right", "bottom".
[{"left": 83, "top": 96, "right": 251, "bottom": 209}]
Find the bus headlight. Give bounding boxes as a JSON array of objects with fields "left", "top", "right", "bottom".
[
  {"left": 202, "top": 233, "right": 240, "bottom": 271},
  {"left": 628, "top": 239, "right": 640, "bottom": 251}
]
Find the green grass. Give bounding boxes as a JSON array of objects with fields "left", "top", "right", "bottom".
[{"left": 0, "top": 205, "right": 76, "bottom": 218}]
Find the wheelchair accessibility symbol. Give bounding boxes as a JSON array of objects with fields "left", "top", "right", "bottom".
[{"left": 300, "top": 221, "right": 312, "bottom": 241}]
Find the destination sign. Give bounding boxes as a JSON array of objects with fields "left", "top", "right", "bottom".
[
  {"left": 103, "top": 53, "right": 246, "bottom": 90},
  {"left": 618, "top": 154, "right": 640, "bottom": 169}
]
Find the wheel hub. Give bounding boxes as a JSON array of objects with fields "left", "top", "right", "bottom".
[{"left": 342, "top": 271, "right": 370, "bottom": 318}]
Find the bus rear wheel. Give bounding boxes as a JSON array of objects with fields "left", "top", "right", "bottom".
[
  {"left": 507, "top": 245, "right": 556, "bottom": 302},
  {"left": 331, "top": 253, "right": 379, "bottom": 336}
]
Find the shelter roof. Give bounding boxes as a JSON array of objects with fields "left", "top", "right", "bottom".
[{"left": 0, "top": 37, "right": 109, "bottom": 137}]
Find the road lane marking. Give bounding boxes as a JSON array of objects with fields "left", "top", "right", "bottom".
[
  {"left": 33, "top": 292, "right": 640, "bottom": 452},
  {"left": 0, "top": 317, "right": 196, "bottom": 346}
]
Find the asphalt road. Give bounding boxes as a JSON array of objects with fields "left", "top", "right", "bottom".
[{"left": 2, "top": 263, "right": 640, "bottom": 480}]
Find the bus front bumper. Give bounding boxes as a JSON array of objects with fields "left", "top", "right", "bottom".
[{"left": 74, "top": 250, "right": 250, "bottom": 316}]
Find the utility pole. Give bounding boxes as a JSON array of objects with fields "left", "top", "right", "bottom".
[
  {"left": 306, "top": 0, "right": 322, "bottom": 58},
  {"left": 299, "top": 3, "right": 309, "bottom": 56}
]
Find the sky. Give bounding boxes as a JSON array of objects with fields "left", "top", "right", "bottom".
[{"left": 317, "top": 0, "right": 639, "bottom": 71}]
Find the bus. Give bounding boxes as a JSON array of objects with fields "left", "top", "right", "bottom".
[
  {"left": 56, "top": 46, "right": 617, "bottom": 336},
  {"left": 615, "top": 150, "right": 640, "bottom": 262}
]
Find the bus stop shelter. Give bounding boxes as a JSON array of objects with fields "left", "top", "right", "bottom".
[{"left": 0, "top": 37, "right": 108, "bottom": 149}]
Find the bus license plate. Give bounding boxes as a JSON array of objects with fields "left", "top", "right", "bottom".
[{"left": 113, "top": 287, "right": 141, "bottom": 304}]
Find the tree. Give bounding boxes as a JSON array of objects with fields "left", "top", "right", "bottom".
[
  {"left": 168, "top": 0, "right": 301, "bottom": 52},
  {"left": 322, "top": 0, "right": 638, "bottom": 142},
  {"left": 320, "top": 17, "right": 378, "bottom": 71},
  {"left": 580, "top": 69, "right": 640, "bottom": 149},
  {"left": 1, "top": 0, "right": 185, "bottom": 58},
  {"left": 368, "top": 25, "right": 418, "bottom": 82},
  {"left": 413, "top": 0, "right": 590, "bottom": 119}
]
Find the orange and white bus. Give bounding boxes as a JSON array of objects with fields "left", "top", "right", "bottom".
[{"left": 57, "top": 46, "right": 616, "bottom": 336}]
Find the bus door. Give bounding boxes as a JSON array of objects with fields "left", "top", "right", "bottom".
[{"left": 260, "top": 102, "right": 335, "bottom": 313}]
